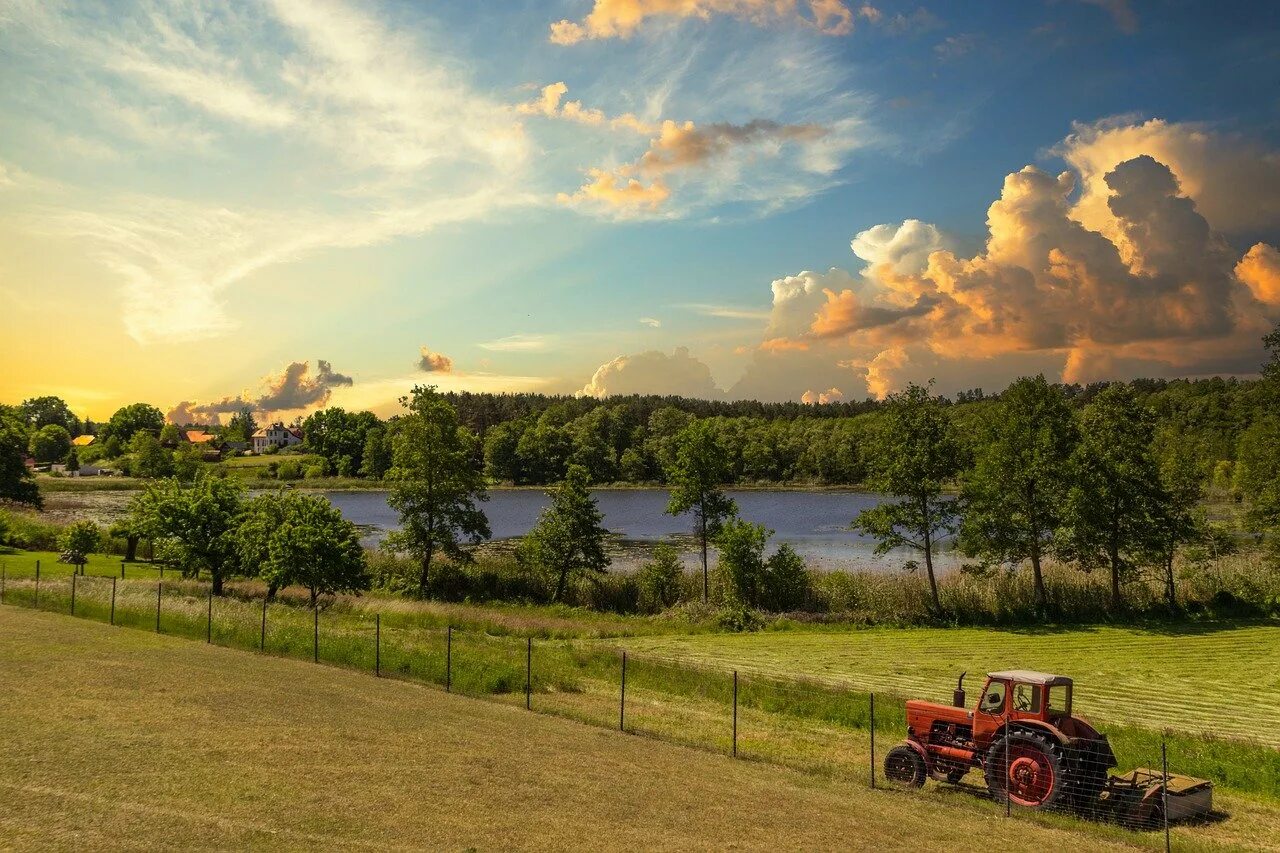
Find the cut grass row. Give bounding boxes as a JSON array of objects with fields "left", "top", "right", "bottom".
[
  {"left": 619, "top": 623, "right": 1280, "bottom": 747},
  {"left": 3, "top": 572, "right": 1277, "bottom": 810}
]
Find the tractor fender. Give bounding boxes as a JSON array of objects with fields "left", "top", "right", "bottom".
[
  {"left": 999, "top": 720, "right": 1071, "bottom": 748},
  {"left": 899, "top": 737, "right": 930, "bottom": 761}
]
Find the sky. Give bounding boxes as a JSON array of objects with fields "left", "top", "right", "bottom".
[{"left": 1, "top": 0, "right": 1279, "bottom": 423}]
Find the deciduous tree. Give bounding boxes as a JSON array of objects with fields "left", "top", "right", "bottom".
[
  {"left": 854, "top": 383, "right": 961, "bottom": 613},
  {"left": 385, "top": 386, "right": 491, "bottom": 597},
  {"left": 665, "top": 420, "right": 737, "bottom": 602},
  {"left": 21, "top": 396, "right": 77, "bottom": 433},
  {"left": 517, "top": 464, "right": 610, "bottom": 602},
  {"left": 103, "top": 403, "right": 164, "bottom": 443},
  {"left": 237, "top": 490, "right": 367, "bottom": 606},
  {"left": 959, "top": 376, "right": 1076, "bottom": 614},
  {"left": 130, "top": 475, "right": 244, "bottom": 593},
  {"left": 1057, "top": 384, "right": 1164, "bottom": 610},
  {"left": 59, "top": 520, "right": 100, "bottom": 574},
  {"left": 0, "top": 408, "right": 40, "bottom": 508},
  {"left": 29, "top": 424, "right": 72, "bottom": 464}
]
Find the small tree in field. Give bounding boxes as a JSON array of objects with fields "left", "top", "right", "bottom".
[
  {"left": 716, "top": 519, "right": 810, "bottom": 611},
  {"left": 131, "top": 474, "right": 243, "bottom": 593},
  {"left": 238, "top": 490, "right": 367, "bottom": 606},
  {"left": 59, "top": 520, "right": 101, "bottom": 575},
  {"left": 385, "top": 386, "right": 490, "bottom": 597},
  {"left": 64, "top": 447, "right": 81, "bottom": 474},
  {"left": 518, "top": 464, "right": 610, "bottom": 602},
  {"left": 854, "top": 383, "right": 961, "bottom": 613},
  {"left": 637, "top": 544, "right": 683, "bottom": 612},
  {"left": 665, "top": 421, "right": 737, "bottom": 603},
  {"left": 1147, "top": 438, "right": 1205, "bottom": 613}
]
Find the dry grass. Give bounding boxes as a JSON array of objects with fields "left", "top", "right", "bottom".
[{"left": 0, "top": 607, "right": 1195, "bottom": 852}]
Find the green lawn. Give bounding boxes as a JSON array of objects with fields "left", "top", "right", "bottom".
[
  {"left": 0, "top": 549, "right": 167, "bottom": 581},
  {"left": 619, "top": 623, "right": 1280, "bottom": 747}
]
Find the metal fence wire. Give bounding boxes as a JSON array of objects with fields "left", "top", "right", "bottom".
[{"left": 0, "top": 560, "right": 1218, "bottom": 849}]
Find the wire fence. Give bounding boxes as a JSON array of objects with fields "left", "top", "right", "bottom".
[{"left": 0, "top": 558, "right": 1221, "bottom": 850}]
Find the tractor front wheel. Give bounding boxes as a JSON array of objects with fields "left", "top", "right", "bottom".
[
  {"left": 884, "top": 745, "right": 927, "bottom": 788},
  {"left": 984, "top": 732, "right": 1065, "bottom": 810}
]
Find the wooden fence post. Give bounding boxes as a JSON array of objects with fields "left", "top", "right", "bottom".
[
  {"left": 71, "top": 573, "right": 77, "bottom": 615},
  {"left": 732, "top": 671, "right": 738, "bottom": 757},
  {"left": 375, "top": 614, "right": 381, "bottom": 677},
  {"left": 526, "top": 637, "right": 532, "bottom": 711},
  {"left": 313, "top": 606, "right": 319, "bottom": 663},
  {"left": 446, "top": 625, "right": 452, "bottom": 692},
  {"left": 1, "top": 562, "right": 5, "bottom": 604},
  {"left": 121, "top": 561, "right": 125, "bottom": 579},
  {"left": 206, "top": 589, "right": 213, "bottom": 643},
  {"left": 869, "top": 692, "right": 876, "bottom": 789},
  {"left": 155, "top": 581, "right": 162, "bottom": 633},
  {"left": 34, "top": 559, "right": 40, "bottom": 607}
]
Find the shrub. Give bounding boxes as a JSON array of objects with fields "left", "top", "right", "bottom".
[
  {"left": 637, "top": 544, "right": 683, "bottom": 613},
  {"left": 276, "top": 459, "right": 302, "bottom": 480},
  {"left": 58, "top": 520, "right": 101, "bottom": 567},
  {"left": 304, "top": 464, "right": 327, "bottom": 479},
  {"left": 762, "top": 543, "right": 809, "bottom": 611}
]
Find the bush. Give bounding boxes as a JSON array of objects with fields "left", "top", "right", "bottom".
[
  {"left": 637, "top": 544, "right": 683, "bottom": 613},
  {"left": 763, "top": 543, "right": 809, "bottom": 611},
  {"left": 276, "top": 459, "right": 302, "bottom": 480},
  {"left": 58, "top": 520, "right": 101, "bottom": 567},
  {"left": 304, "top": 464, "right": 327, "bottom": 479}
]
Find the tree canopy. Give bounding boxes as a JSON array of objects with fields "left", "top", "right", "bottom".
[
  {"left": 104, "top": 403, "right": 165, "bottom": 443},
  {"left": 237, "top": 490, "right": 367, "bottom": 605},
  {"left": 665, "top": 420, "right": 737, "bottom": 602},
  {"left": 384, "top": 386, "right": 491, "bottom": 597},
  {"left": 129, "top": 475, "right": 244, "bottom": 593},
  {"left": 518, "top": 464, "right": 610, "bottom": 602}
]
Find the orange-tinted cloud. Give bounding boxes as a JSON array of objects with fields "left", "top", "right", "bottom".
[
  {"left": 417, "top": 347, "right": 454, "bottom": 373},
  {"left": 557, "top": 167, "right": 670, "bottom": 210},
  {"left": 517, "top": 82, "right": 654, "bottom": 134},
  {"left": 549, "top": 0, "right": 856, "bottom": 45},
  {"left": 1236, "top": 243, "right": 1280, "bottom": 306},
  {"left": 801, "top": 386, "right": 843, "bottom": 403}
]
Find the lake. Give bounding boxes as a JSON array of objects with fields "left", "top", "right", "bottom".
[{"left": 321, "top": 488, "right": 961, "bottom": 575}]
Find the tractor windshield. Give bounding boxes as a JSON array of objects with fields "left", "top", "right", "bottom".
[{"left": 1047, "top": 684, "right": 1071, "bottom": 716}]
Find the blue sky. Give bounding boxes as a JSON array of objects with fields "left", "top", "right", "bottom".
[{"left": 1, "top": 0, "right": 1278, "bottom": 420}]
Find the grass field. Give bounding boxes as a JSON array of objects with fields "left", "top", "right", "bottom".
[
  {"left": 619, "top": 624, "right": 1280, "bottom": 747},
  {"left": 0, "top": 607, "right": 1205, "bottom": 852}
]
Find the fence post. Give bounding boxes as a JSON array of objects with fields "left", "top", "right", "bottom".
[
  {"left": 313, "top": 606, "right": 319, "bottom": 664},
  {"left": 732, "top": 670, "right": 738, "bottom": 758},
  {"left": 206, "top": 589, "right": 213, "bottom": 643},
  {"left": 34, "top": 559, "right": 40, "bottom": 607},
  {"left": 526, "top": 637, "right": 532, "bottom": 710},
  {"left": 445, "top": 625, "right": 453, "bottom": 692},
  {"left": 375, "top": 614, "right": 381, "bottom": 677},
  {"left": 110, "top": 577, "right": 116, "bottom": 625},
  {"left": 619, "top": 651, "right": 627, "bottom": 732},
  {"left": 1, "top": 562, "right": 5, "bottom": 604},
  {"left": 869, "top": 692, "right": 876, "bottom": 789},
  {"left": 1004, "top": 713, "right": 1011, "bottom": 817},
  {"left": 260, "top": 598, "right": 267, "bottom": 651},
  {"left": 155, "top": 581, "right": 162, "bottom": 633},
  {"left": 71, "top": 573, "right": 77, "bottom": 615},
  {"left": 1162, "top": 741, "right": 1171, "bottom": 852}
]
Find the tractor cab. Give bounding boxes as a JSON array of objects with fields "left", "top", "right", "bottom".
[{"left": 972, "top": 670, "right": 1074, "bottom": 745}]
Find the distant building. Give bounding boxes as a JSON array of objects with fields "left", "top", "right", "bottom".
[
  {"left": 183, "top": 430, "right": 217, "bottom": 445},
  {"left": 252, "top": 423, "right": 303, "bottom": 454},
  {"left": 72, "top": 435, "right": 96, "bottom": 447}
]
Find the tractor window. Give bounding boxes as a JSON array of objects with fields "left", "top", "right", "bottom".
[
  {"left": 979, "top": 681, "right": 1006, "bottom": 713},
  {"left": 1012, "top": 683, "right": 1041, "bottom": 713},
  {"left": 1047, "top": 685, "right": 1071, "bottom": 716}
]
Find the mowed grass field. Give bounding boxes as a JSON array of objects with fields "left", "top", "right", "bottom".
[
  {"left": 620, "top": 623, "right": 1280, "bottom": 747},
  {"left": 0, "top": 609, "right": 1181, "bottom": 853}
]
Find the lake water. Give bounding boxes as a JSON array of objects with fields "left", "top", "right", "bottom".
[{"left": 321, "top": 488, "right": 961, "bottom": 575}]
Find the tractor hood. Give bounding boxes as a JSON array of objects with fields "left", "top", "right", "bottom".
[{"left": 906, "top": 699, "right": 972, "bottom": 732}]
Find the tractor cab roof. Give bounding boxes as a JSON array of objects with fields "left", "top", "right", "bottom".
[{"left": 987, "top": 670, "right": 1072, "bottom": 687}]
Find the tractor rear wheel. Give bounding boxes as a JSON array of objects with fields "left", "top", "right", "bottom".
[
  {"left": 984, "top": 732, "right": 1065, "bottom": 810},
  {"left": 884, "top": 745, "right": 927, "bottom": 788}
]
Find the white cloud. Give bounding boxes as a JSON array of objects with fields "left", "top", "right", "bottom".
[
  {"left": 579, "top": 347, "right": 722, "bottom": 398},
  {"left": 639, "top": 316, "right": 662, "bottom": 327}
]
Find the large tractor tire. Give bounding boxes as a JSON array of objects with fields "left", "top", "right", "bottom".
[
  {"left": 984, "top": 731, "right": 1066, "bottom": 810},
  {"left": 884, "top": 744, "right": 927, "bottom": 788}
]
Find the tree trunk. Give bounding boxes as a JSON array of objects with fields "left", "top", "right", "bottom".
[
  {"left": 1027, "top": 485, "right": 1047, "bottom": 614},
  {"left": 267, "top": 580, "right": 279, "bottom": 601},
  {"left": 125, "top": 534, "right": 139, "bottom": 562},
  {"left": 1108, "top": 503, "right": 1123, "bottom": 610},
  {"left": 921, "top": 497, "right": 940, "bottom": 613},
  {"left": 1164, "top": 550, "right": 1177, "bottom": 615},
  {"left": 211, "top": 568, "right": 223, "bottom": 596},
  {"left": 554, "top": 567, "right": 567, "bottom": 603},
  {"left": 699, "top": 508, "right": 709, "bottom": 604},
  {"left": 419, "top": 541, "right": 434, "bottom": 599},
  {"left": 310, "top": 584, "right": 317, "bottom": 609}
]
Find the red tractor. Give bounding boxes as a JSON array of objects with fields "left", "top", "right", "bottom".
[{"left": 884, "top": 670, "right": 1117, "bottom": 810}]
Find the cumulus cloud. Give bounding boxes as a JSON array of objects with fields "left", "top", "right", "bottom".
[
  {"left": 549, "top": 0, "right": 856, "bottom": 45},
  {"left": 168, "top": 358, "right": 355, "bottom": 423},
  {"left": 557, "top": 168, "right": 671, "bottom": 211},
  {"left": 579, "top": 347, "right": 722, "bottom": 398},
  {"left": 764, "top": 151, "right": 1280, "bottom": 392},
  {"left": 1054, "top": 117, "right": 1280, "bottom": 238},
  {"left": 417, "top": 347, "right": 454, "bottom": 373},
  {"left": 801, "top": 387, "right": 843, "bottom": 404}
]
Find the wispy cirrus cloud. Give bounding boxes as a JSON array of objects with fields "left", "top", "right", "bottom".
[
  {"left": 478, "top": 333, "right": 557, "bottom": 352},
  {"left": 548, "top": 0, "right": 859, "bottom": 44},
  {"left": 1, "top": 0, "right": 533, "bottom": 344}
]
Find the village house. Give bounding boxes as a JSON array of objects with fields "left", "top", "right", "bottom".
[
  {"left": 72, "top": 434, "right": 96, "bottom": 447},
  {"left": 252, "top": 423, "right": 303, "bottom": 454}
]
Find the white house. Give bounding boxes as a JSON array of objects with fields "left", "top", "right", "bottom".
[{"left": 252, "top": 423, "right": 303, "bottom": 454}]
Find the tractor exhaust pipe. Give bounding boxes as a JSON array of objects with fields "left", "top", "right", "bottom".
[{"left": 954, "top": 671, "right": 967, "bottom": 708}]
